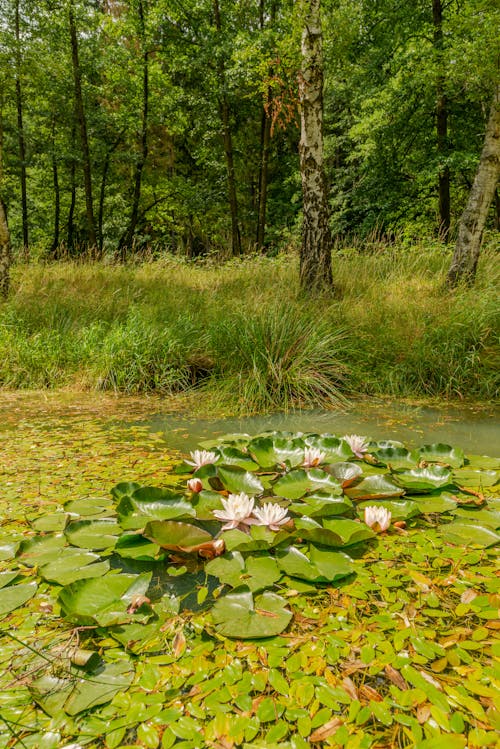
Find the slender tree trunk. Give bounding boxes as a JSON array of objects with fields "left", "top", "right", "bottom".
[
  {"left": 494, "top": 188, "right": 500, "bottom": 231},
  {"left": 433, "top": 0, "right": 450, "bottom": 240},
  {"left": 256, "top": 103, "right": 271, "bottom": 250},
  {"left": 213, "top": 0, "right": 241, "bottom": 257},
  {"left": 69, "top": 1, "right": 97, "bottom": 250},
  {"left": 447, "top": 88, "right": 500, "bottom": 286},
  {"left": 67, "top": 123, "right": 77, "bottom": 254},
  {"left": 50, "top": 119, "right": 60, "bottom": 259},
  {"left": 15, "top": 0, "right": 28, "bottom": 255},
  {"left": 299, "top": 0, "right": 333, "bottom": 292},
  {"left": 118, "top": 0, "right": 148, "bottom": 261},
  {"left": 99, "top": 134, "right": 122, "bottom": 257},
  {"left": 0, "top": 199, "right": 10, "bottom": 298}
]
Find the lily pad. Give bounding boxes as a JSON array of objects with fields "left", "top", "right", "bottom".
[
  {"left": 373, "top": 447, "right": 416, "bottom": 469},
  {"left": 295, "top": 517, "right": 375, "bottom": 547},
  {"left": 64, "top": 497, "right": 114, "bottom": 518},
  {"left": 58, "top": 572, "right": 152, "bottom": 626},
  {"left": 64, "top": 519, "right": 122, "bottom": 550},
  {"left": 324, "top": 461, "right": 363, "bottom": 487},
  {"left": 392, "top": 465, "right": 453, "bottom": 492},
  {"left": 247, "top": 436, "right": 305, "bottom": 469},
  {"left": 214, "top": 465, "right": 264, "bottom": 495},
  {"left": 117, "top": 487, "right": 195, "bottom": 529},
  {"left": 357, "top": 499, "right": 421, "bottom": 521},
  {"left": 452, "top": 468, "right": 498, "bottom": 488},
  {"left": 345, "top": 474, "right": 404, "bottom": 501},
  {"left": 216, "top": 445, "right": 259, "bottom": 470},
  {"left": 40, "top": 548, "right": 110, "bottom": 585},
  {"left": 439, "top": 521, "right": 500, "bottom": 548},
  {"left": 408, "top": 492, "right": 458, "bottom": 514},
  {"left": 113, "top": 534, "right": 164, "bottom": 561},
  {"left": 205, "top": 551, "right": 281, "bottom": 592},
  {"left": 413, "top": 443, "right": 465, "bottom": 468},
  {"left": 276, "top": 546, "right": 354, "bottom": 583},
  {"left": 222, "top": 524, "right": 292, "bottom": 552},
  {"left": 0, "top": 581, "right": 38, "bottom": 615},
  {"left": 19, "top": 534, "right": 67, "bottom": 566},
  {"left": 273, "top": 469, "right": 343, "bottom": 500},
  {"left": 211, "top": 587, "right": 292, "bottom": 638},
  {"left": 143, "top": 520, "right": 213, "bottom": 551},
  {"left": 304, "top": 435, "right": 352, "bottom": 461},
  {"left": 289, "top": 491, "right": 353, "bottom": 518}
]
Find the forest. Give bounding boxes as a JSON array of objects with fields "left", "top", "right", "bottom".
[{"left": 0, "top": 0, "right": 498, "bottom": 269}]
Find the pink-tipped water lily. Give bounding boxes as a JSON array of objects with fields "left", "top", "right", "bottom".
[
  {"left": 185, "top": 450, "right": 218, "bottom": 470},
  {"left": 187, "top": 478, "right": 203, "bottom": 493},
  {"left": 302, "top": 447, "right": 327, "bottom": 468},
  {"left": 213, "top": 493, "right": 256, "bottom": 531},
  {"left": 364, "top": 505, "right": 391, "bottom": 532},
  {"left": 253, "top": 502, "right": 290, "bottom": 531},
  {"left": 343, "top": 434, "right": 370, "bottom": 459}
]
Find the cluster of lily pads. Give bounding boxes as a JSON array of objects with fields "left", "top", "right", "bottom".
[{"left": 2, "top": 431, "right": 498, "bottom": 643}]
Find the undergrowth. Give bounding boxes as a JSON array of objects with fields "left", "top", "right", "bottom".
[{"left": 1, "top": 239, "right": 498, "bottom": 411}]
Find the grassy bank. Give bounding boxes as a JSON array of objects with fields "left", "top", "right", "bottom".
[{"left": 1, "top": 241, "right": 499, "bottom": 411}]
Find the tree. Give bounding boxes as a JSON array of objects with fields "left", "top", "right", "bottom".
[
  {"left": 447, "top": 87, "right": 500, "bottom": 286},
  {"left": 299, "top": 0, "right": 333, "bottom": 292}
]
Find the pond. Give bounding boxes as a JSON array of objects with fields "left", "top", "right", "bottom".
[{"left": 137, "top": 400, "right": 500, "bottom": 456}]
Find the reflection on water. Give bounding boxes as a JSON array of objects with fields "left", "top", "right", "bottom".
[{"left": 140, "top": 401, "right": 500, "bottom": 457}]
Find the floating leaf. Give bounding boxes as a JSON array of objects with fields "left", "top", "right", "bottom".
[
  {"left": 143, "top": 520, "right": 213, "bottom": 552},
  {"left": 222, "top": 524, "right": 292, "bottom": 552},
  {"left": 247, "top": 436, "right": 305, "bottom": 468},
  {"left": 345, "top": 474, "right": 404, "bottom": 501},
  {"left": 413, "top": 443, "right": 465, "bottom": 468},
  {"left": 40, "top": 548, "right": 110, "bottom": 585},
  {"left": 357, "top": 499, "right": 421, "bottom": 521},
  {"left": 216, "top": 445, "right": 259, "bottom": 470},
  {"left": 0, "top": 581, "right": 37, "bottom": 615},
  {"left": 64, "top": 519, "right": 122, "bottom": 550},
  {"left": 117, "top": 487, "right": 195, "bottom": 529},
  {"left": 304, "top": 435, "right": 352, "bottom": 461},
  {"left": 0, "top": 536, "right": 21, "bottom": 561},
  {"left": 64, "top": 497, "right": 114, "bottom": 518},
  {"left": 59, "top": 572, "right": 152, "bottom": 626},
  {"left": 19, "top": 534, "right": 67, "bottom": 566},
  {"left": 0, "top": 571, "right": 19, "bottom": 589},
  {"left": 452, "top": 468, "right": 499, "bottom": 488},
  {"left": 214, "top": 465, "right": 264, "bottom": 495},
  {"left": 373, "top": 447, "right": 416, "bottom": 469},
  {"left": 324, "top": 462, "right": 363, "bottom": 487},
  {"left": 439, "top": 522, "right": 500, "bottom": 548},
  {"left": 114, "top": 534, "right": 164, "bottom": 561},
  {"left": 408, "top": 492, "right": 458, "bottom": 514},
  {"left": 211, "top": 587, "right": 292, "bottom": 638},
  {"left": 393, "top": 465, "right": 453, "bottom": 492},
  {"left": 289, "top": 491, "right": 353, "bottom": 518},
  {"left": 206, "top": 551, "right": 281, "bottom": 592},
  {"left": 273, "top": 469, "right": 342, "bottom": 500},
  {"left": 276, "top": 546, "right": 354, "bottom": 583},
  {"left": 295, "top": 517, "right": 375, "bottom": 547}
]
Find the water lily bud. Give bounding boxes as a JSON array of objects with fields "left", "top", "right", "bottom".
[
  {"left": 187, "top": 478, "right": 203, "bottom": 493},
  {"left": 364, "top": 505, "right": 391, "bottom": 532}
]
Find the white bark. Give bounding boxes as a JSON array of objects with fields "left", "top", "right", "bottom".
[{"left": 447, "top": 86, "right": 500, "bottom": 285}]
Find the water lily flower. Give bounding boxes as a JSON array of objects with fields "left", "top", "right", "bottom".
[
  {"left": 343, "top": 434, "right": 370, "bottom": 459},
  {"left": 213, "top": 492, "right": 256, "bottom": 530},
  {"left": 187, "top": 478, "right": 203, "bottom": 493},
  {"left": 364, "top": 505, "right": 391, "bottom": 532},
  {"left": 253, "top": 502, "right": 290, "bottom": 531},
  {"left": 302, "top": 447, "right": 326, "bottom": 468},
  {"left": 185, "top": 450, "right": 218, "bottom": 470}
]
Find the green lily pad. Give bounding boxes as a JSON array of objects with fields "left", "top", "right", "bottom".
[
  {"left": 439, "top": 521, "right": 500, "bottom": 548},
  {"left": 216, "top": 446, "right": 259, "bottom": 470},
  {"left": 31, "top": 511, "right": 69, "bottom": 532},
  {"left": 206, "top": 551, "right": 281, "bottom": 592},
  {"left": 143, "top": 520, "right": 213, "bottom": 551},
  {"left": 117, "top": 487, "right": 195, "bottom": 529},
  {"left": 289, "top": 491, "right": 353, "bottom": 518},
  {"left": 0, "top": 581, "right": 38, "bottom": 615},
  {"left": 64, "top": 519, "right": 122, "bottom": 550},
  {"left": 295, "top": 517, "right": 375, "bottom": 547},
  {"left": 408, "top": 492, "right": 458, "bottom": 514},
  {"left": 452, "top": 468, "right": 498, "bottom": 488},
  {"left": 0, "top": 571, "right": 19, "bottom": 589},
  {"left": 304, "top": 435, "right": 352, "bottom": 461},
  {"left": 211, "top": 587, "right": 292, "bottom": 638},
  {"left": 276, "top": 546, "right": 354, "bottom": 583},
  {"left": 452, "top": 507, "right": 500, "bottom": 528},
  {"left": 0, "top": 536, "right": 21, "bottom": 561},
  {"left": 190, "top": 490, "right": 226, "bottom": 520},
  {"left": 214, "top": 465, "right": 264, "bottom": 495},
  {"left": 273, "top": 469, "right": 342, "bottom": 500},
  {"left": 248, "top": 436, "right": 305, "bottom": 469},
  {"left": 40, "top": 548, "right": 110, "bottom": 585},
  {"left": 222, "top": 524, "right": 292, "bottom": 552},
  {"left": 373, "top": 447, "right": 416, "bottom": 469},
  {"left": 58, "top": 572, "right": 152, "bottom": 626},
  {"left": 113, "top": 533, "right": 164, "bottom": 561},
  {"left": 345, "top": 474, "right": 404, "bottom": 501},
  {"left": 413, "top": 443, "right": 465, "bottom": 468},
  {"left": 393, "top": 465, "right": 453, "bottom": 492},
  {"left": 324, "top": 461, "right": 363, "bottom": 486},
  {"left": 64, "top": 497, "right": 114, "bottom": 518},
  {"left": 19, "top": 534, "right": 67, "bottom": 566}
]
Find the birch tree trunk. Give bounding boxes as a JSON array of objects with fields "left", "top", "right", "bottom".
[
  {"left": 299, "top": 0, "right": 333, "bottom": 292},
  {"left": 447, "top": 87, "right": 500, "bottom": 286},
  {"left": 0, "top": 199, "right": 11, "bottom": 298}
]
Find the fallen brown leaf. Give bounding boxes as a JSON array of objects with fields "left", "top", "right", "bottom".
[{"left": 309, "top": 717, "right": 343, "bottom": 742}]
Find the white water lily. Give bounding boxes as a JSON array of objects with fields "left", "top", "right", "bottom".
[
  {"left": 187, "top": 478, "right": 203, "bottom": 493},
  {"left": 213, "top": 492, "right": 256, "bottom": 530},
  {"left": 343, "top": 434, "right": 370, "bottom": 459},
  {"left": 185, "top": 450, "right": 218, "bottom": 470},
  {"left": 302, "top": 447, "right": 326, "bottom": 468},
  {"left": 364, "top": 505, "right": 391, "bottom": 532},
  {"left": 253, "top": 502, "right": 290, "bottom": 531}
]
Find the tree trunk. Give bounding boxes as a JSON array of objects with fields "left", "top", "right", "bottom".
[
  {"left": 432, "top": 0, "right": 450, "bottom": 241},
  {"left": 213, "top": 0, "right": 241, "bottom": 257},
  {"left": 0, "top": 199, "right": 10, "bottom": 298},
  {"left": 494, "top": 188, "right": 500, "bottom": 231},
  {"left": 299, "top": 0, "right": 333, "bottom": 292},
  {"left": 50, "top": 119, "right": 60, "bottom": 259},
  {"left": 67, "top": 122, "right": 76, "bottom": 254},
  {"left": 256, "top": 103, "right": 271, "bottom": 250},
  {"left": 15, "top": 0, "right": 29, "bottom": 255},
  {"left": 69, "top": 1, "right": 97, "bottom": 250},
  {"left": 447, "top": 88, "right": 500, "bottom": 286},
  {"left": 118, "top": 0, "right": 148, "bottom": 261}
]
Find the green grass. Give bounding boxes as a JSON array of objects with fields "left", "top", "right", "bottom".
[{"left": 1, "top": 238, "right": 499, "bottom": 410}]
